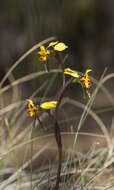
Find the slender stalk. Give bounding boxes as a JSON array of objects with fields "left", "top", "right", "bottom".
[
  {"left": 44, "top": 62, "right": 49, "bottom": 73},
  {"left": 30, "top": 116, "right": 36, "bottom": 190},
  {"left": 36, "top": 114, "right": 46, "bottom": 130},
  {"left": 55, "top": 52, "right": 65, "bottom": 86},
  {"left": 48, "top": 111, "right": 62, "bottom": 190},
  {"left": 54, "top": 121, "right": 62, "bottom": 190},
  {"left": 55, "top": 77, "right": 74, "bottom": 115},
  {"left": 55, "top": 52, "right": 64, "bottom": 72},
  {"left": 48, "top": 77, "right": 74, "bottom": 189},
  {"left": 54, "top": 77, "right": 74, "bottom": 189}
]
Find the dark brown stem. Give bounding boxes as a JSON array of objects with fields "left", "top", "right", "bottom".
[
  {"left": 48, "top": 77, "right": 74, "bottom": 189},
  {"left": 55, "top": 51, "right": 64, "bottom": 72},
  {"left": 54, "top": 121, "right": 62, "bottom": 190},
  {"left": 54, "top": 77, "right": 74, "bottom": 189},
  {"left": 48, "top": 111, "right": 62, "bottom": 190},
  {"left": 55, "top": 51, "right": 67, "bottom": 87},
  {"left": 55, "top": 77, "right": 74, "bottom": 115}
]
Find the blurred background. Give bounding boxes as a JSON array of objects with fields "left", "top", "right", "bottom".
[{"left": 0, "top": 0, "right": 113, "bottom": 80}]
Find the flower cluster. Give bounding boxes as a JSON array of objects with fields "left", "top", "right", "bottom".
[
  {"left": 25, "top": 39, "right": 93, "bottom": 190},
  {"left": 37, "top": 41, "right": 68, "bottom": 62},
  {"left": 26, "top": 40, "right": 92, "bottom": 118},
  {"left": 27, "top": 99, "right": 57, "bottom": 117}
]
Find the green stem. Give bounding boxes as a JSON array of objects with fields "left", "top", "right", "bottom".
[{"left": 36, "top": 114, "right": 47, "bottom": 130}]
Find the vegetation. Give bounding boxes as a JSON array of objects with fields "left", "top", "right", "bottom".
[{"left": 0, "top": 37, "right": 114, "bottom": 190}]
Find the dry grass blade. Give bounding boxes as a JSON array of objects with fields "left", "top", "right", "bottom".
[
  {"left": 85, "top": 156, "right": 114, "bottom": 189},
  {"left": 0, "top": 143, "right": 49, "bottom": 190},
  {"left": 0, "top": 102, "right": 21, "bottom": 116},
  {"left": 0, "top": 131, "right": 106, "bottom": 161},
  {"left": 62, "top": 97, "right": 111, "bottom": 147},
  {"left": 91, "top": 77, "right": 114, "bottom": 106},
  {"left": 0, "top": 36, "right": 56, "bottom": 88},
  {"left": 0, "top": 69, "right": 61, "bottom": 95}
]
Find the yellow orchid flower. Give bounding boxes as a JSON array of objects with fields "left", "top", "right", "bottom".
[
  {"left": 64, "top": 68, "right": 80, "bottom": 78},
  {"left": 26, "top": 100, "right": 57, "bottom": 117},
  {"left": 48, "top": 41, "right": 59, "bottom": 48},
  {"left": 37, "top": 45, "right": 50, "bottom": 62},
  {"left": 54, "top": 42, "right": 68, "bottom": 51},
  {"left": 80, "top": 69, "right": 92, "bottom": 88},
  {"left": 64, "top": 68, "right": 92, "bottom": 89},
  {"left": 37, "top": 41, "right": 68, "bottom": 62},
  {"left": 40, "top": 101, "right": 57, "bottom": 110},
  {"left": 26, "top": 99, "right": 39, "bottom": 117},
  {"left": 48, "top": 41, "right": 68, "bottom": 51}
]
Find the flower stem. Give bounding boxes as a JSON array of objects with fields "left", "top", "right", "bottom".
[
  {"left": 54, "top": 121, "right": 62, "bottom": 190},
  {"left": 55, "top": 51, "right": 65, "bottom": 87},
  {"left": 55, "top": 77, "right": 74, "bottom": 115},
  {"left": 48, "top": 111, "right": 62, "bottom": 190},
  {"left": 36, "top": 114, "right": 47, "bottom": 130},
  {"left": 48, "top": 77, "right": 74, "bottom": 189}
]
